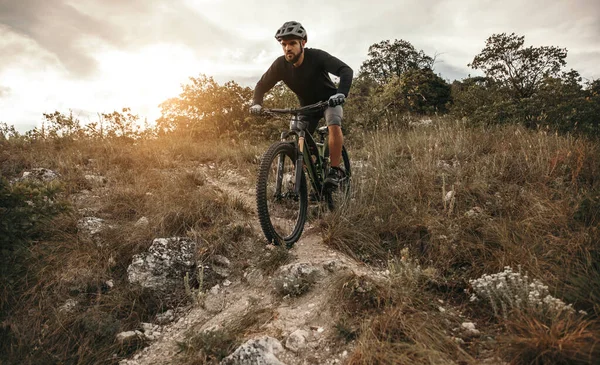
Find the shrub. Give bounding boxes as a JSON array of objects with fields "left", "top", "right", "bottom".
[
  {"left": 0, "top": 176, "right": 69, "bottom": 249},
  {"left": 469, "top": 266, "right": 583, "bottom": 320}
]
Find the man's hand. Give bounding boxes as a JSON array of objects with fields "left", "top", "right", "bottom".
[
  {"left": 328, "top": 93, "right": 345, "bottom": 107},
  {"left": 250, "top": 104, "right": 262, "bottom": 115}
]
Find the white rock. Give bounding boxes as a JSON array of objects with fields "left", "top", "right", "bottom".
[
  {"left": 220, "top": 336, "right": 285, "bottom": 365},
  {"left": 141, "top": 323, "right": 154, "bottom": 332},
  {"left": 116, "top": 331, "right": 139, "bottom": 343},
  {"left": 19, "top": 168, "right": 60, "bottom": 182},
  {"left": 127, "top": 237, "right": 197, "bottom": 291},
  {"left": 155, "top": 309, "right": 174, "bottom": 324},
  {"left": 210, "top": 284, "right": 221, "bottom": 295},
  {"left": 77, "top": 217, "right": 108, "bottom": 237},
  {"left": 84, "top": 174, "right": 107, "bottom": 186},
  {"left": 135, "top": 217, "right": 149, "bottom": 227},
  {"left": 461, "top": 322, "right": 480, "bottom": 336},
  {"left": 285, "top": 330, "right": 308, "bottom": 353},
  {"left": 58, "top": 299, "right": 78, "bottom": 313},
  {"left": 465, "top": 206, "right": 484, "bottom": 218}
]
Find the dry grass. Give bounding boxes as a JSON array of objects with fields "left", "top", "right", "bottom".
[
  {"left": 326, "top": 120, "right": 599, "bottom": 291},
  {"left": 500, "top": 314, "right": 600, "bottom": 365},
  {"left": 177, "top": 303, "right": 275, "bottom": 364},
  {"left": 0, "top": 134, "right": 262, "bottom": 365},
  {"left": 257, "top": 245, "right": 295, "bottom": 275},
  {"left": 347, "top": 308, "right": 473, "bottom": 365},
  {"left": 322, "top": 119, "right": 600, "bottom": 363},
  {"left": 2, "top": 120, "right": 600, "bottom": 364}
]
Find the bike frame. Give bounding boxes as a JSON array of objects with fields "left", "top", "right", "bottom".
[{"left": 266, "top": 102, "right": 330, "bottom": 200}]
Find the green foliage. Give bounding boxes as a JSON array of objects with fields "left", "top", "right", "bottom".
[
  {"left": 157, "top": 74, "right": 253, "bottom": 138},
  {"left": 346, "top": 69, "right": 450, "bottom": 131},
  {"left": 469, "top": 32, "right": 567, "bottom": 99},
  {"left": 246, "top": 82, "right": 300, "bottom": 140},
  {"left": 359, "top": 39, "right": 434, "bottom": 85},
  {"left": 344, "top": 76, "right": 380, "bottom": 132},
  {"left": 380, "top": 68, "right": 451, "bottom": 114},
  {"left": 451, "top": 71, "right": 600, "bottom": 135},
  {"left": 0, "top": 176, "right": 68, "bottom": 248}
]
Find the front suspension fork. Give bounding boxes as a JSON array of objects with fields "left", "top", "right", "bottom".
[{"left": 294, "top": 135, "right": 305, "bottom": 195}]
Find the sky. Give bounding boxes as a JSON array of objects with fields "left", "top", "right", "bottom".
[{"left": 1, "top": 0, "right": 599, "bottom": 132}]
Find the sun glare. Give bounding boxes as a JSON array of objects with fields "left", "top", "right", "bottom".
[
  {"left": 97, "top": 44, "right": 205, "bottom": 103},
  {"left": 89, "top": 43, "right": 226, "bottom": 124}
]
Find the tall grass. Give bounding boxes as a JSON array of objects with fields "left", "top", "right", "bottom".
[
  {"left": 323, "top": 119, "right": 600, "bottom": 363},
  {"left": 0, "top": 134, "right": 262, "bottom": 364}
]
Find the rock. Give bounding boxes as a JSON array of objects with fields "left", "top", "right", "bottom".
[
  {"left": 116, "top": 331, "right": 140, "bottom": 344},
  {"left": 285, "top": 329, "right": 308, "bottom": 352},
  {"left": 141, "top": 323, "right": 154, "bottom": 332},
  {"left": 84, "top": 174, "right": 107, "bottom": 186},
  {"left": 213, "top": 255, "right": 231, "bottom": 267},
  {"left": 204, "top": 285, "right": 225, "bottom": 313},
  {"left": 323, "top": 260, "right": 343, "bottom": 273},
  {"left": 452, "top": 336, "right": 466, "bottom": 345},
  {"left": 212, "top": 255, "right": 232, "bottom": 278},
  {"left": 275, "top": 263, "right": 323, "bottom": 296},
  {"left": 17, "top": 168, "right": 60, "bottom": 183},
  {"left": 134, "top": 217, "right": 149, "bottom": 228},
  {"left": 77, "top": 217, "right": 109, "bottom": 237},
  {"left": 220, "top": 336, "right": 286, "bottom": 365},
  {"left": 58, "top": 299, "right": 78, "bottom": 313},
  {"left": 465, "top": 206, "right": 485, "bottom": 218},
  {"left": 244, "top": 269, "right": 264, "bottom": 287},
  {"left": 461, "top": 322, "right": 480, "bottom": 336},
  {"left": 127, "top": 237, "right": 197, "bottom": 291}
]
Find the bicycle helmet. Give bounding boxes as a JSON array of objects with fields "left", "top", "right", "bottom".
[{"left": 275, "top": 21, "right": 307, "bottom": 41}]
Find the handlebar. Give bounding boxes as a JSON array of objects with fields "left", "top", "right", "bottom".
[{"left": 262, "top": 101, "right": 329, "bottom": 116}]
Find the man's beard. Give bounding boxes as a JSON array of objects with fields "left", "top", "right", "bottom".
[{"left": 285, "top": 47, "right": 303, "bottom": 64}]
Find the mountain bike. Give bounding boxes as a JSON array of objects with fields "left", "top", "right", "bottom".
[{"left": 255, "top": 101, "right": 351, "bottom": 247}]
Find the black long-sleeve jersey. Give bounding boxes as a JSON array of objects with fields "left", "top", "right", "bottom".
[{"left": 252, "top": 48, "right": 353, "bottom": 107}]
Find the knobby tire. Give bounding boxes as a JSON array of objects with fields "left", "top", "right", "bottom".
[{"left": 256, "top": 142, "right": 308, "bottom": 247}]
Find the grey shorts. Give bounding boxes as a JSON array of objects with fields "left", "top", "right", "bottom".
[
  {"left": 324, "top": 105, "right": 343, "bottom": 127},
  {"left": 304, "top": 105, "right": 343, "bottom": 134}
]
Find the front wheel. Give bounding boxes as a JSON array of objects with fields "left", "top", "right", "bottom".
[{"left": 256, "top": 142, "right": 308, "bottom": 247}]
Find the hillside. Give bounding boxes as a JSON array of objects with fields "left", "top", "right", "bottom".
[{"left": 1, "top": 118, "right": 599, "bottom": 365}]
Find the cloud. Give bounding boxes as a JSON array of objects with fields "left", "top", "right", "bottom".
[
  {"left": 0, "top": 86, "right": 10, "bottom": 97},
  {"left": 0, "top": 0, "right": 234, "bottom": 78}
]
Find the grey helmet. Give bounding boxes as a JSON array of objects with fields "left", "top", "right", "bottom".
[{"left": 275, "top": 21, "right": 307, "bottom": 41}]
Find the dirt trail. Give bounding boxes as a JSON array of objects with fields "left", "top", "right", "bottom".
[{"left": 120, "top": 165, "right": 372, "bottom": 365}]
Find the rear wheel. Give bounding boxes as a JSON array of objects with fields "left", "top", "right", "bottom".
[
  {"left": 325, "top": 146, "right": 351, "bottom": 211},
  {"left": 256, "top": 142, "right": 308, "bottom": 247}
]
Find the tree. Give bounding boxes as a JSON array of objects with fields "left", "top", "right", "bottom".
[
  {"left": 41, "top": 111, "right": 82, "bottom": 139},
  {"left": 156, "top": 75, "right": 252, "bottom": 137},
  {"left": 359, "top": 39, "right": 434, "bottom": 84},
  {"left": 469, "top": 33, "right": 567, "bottom": 99},
  {"left": 101, "top": 108, "right": 141, "bottom": 139}
]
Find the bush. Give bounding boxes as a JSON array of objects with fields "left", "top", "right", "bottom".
[
  {"left": 0, "top": 176, "right": 68, "bottom": 249},
  {"left": 451, "top": 74, "right": 600, "bottom": 136}
]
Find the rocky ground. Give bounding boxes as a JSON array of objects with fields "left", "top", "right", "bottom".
[{"left": 51, "top": 160, "right": 504, "bottom": 365}]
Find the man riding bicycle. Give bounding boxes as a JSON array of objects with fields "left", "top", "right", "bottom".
[{"left": 250, "top": 21, "right": 353, "bottom": 190}]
